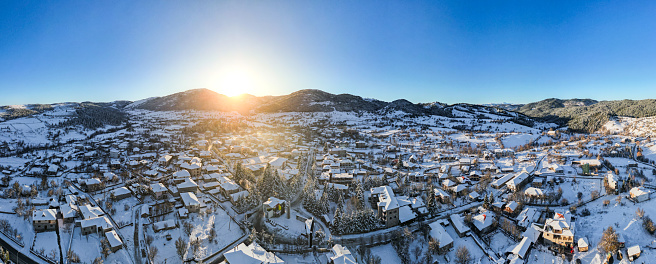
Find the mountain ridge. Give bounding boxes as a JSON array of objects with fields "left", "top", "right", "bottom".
[{"left": 5, "top": 88, "right": 656, "bottom": 133}]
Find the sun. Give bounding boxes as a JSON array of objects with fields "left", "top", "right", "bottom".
[{"left": 217, "top": 65, "right": 256, "bottom": 97}]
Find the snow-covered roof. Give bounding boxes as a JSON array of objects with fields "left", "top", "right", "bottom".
[
  {"left": 577, "top": 237, "right": 588, "bottom": 248},
  {"left": 79, "top": 216, "right": 112, "bottom": 230},
  {"left": 449, "top": 214, "right": 471, "bottom": 234},
  {"left": 328, "top": 244, "right": 357, "bottom": 264},
  {"left": 524, "top": 187, "right": 543, "bottom": 197},
  {"left": 173, "top": 170, "right": 191, "bottom": 178},
  {"left": 111, "top": 187, "right": 131, "bottom": 197},
  {"left": 33, "top": 209, "right": 57, "bottom": 221},
  {"left": 473, "top": 213, "right": 494, "bottom": 231},
  {"left": 371, "top": 186, "right": 398, "bottom": 211},
  {"left": 491, "top": 173, "right": 515, "bottom": 187},
  {"left": 150, "top": 183, "right": 168, "bottom": 193},
  {"left": 79, "top": 204, "right": 105, "bottom": 219},
  {"left": 177, "top": 178, "right": 198, "bottom": 189},
  {"left": 522, "top": 224, "right": 541, "bottom": 244},
  {"left": 223, "top": 242, "right": 284, "bottom": 264},
  {"left": 627, "top": 244, "right": 641, "bottom": 256},
  {"left": 60, "top": 204, "right": 77, "bottom": 219},
  {"left": 263, "top": 197, "right": 285, "bottom": 208},
  {"left": 105, "top": 230, "right": 123, "bottom": 248},
  {"left": 398, "top": 205, "right": 417, "bottom": 223},
  {"left": 630, "top": 186, "right": 651, "bottom": 197},
  {"left": 434, "top": 188, "right": 451, "bottom": 198},
  {"left": 507, "top": 236, "right": 531, "bottom": 259},
  {"left": 428, "top": 221, "right": 453, "bottom": 248},
  {"left": 180, "top": 192, "right": 200, "bottom": 207}
]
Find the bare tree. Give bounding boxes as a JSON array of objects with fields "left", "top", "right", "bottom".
[
  {"left": 455, "top": 245, "right": 471, "bottom": 264},
  {"left": 598, "top": 226, "right": 620, "bottom": 253},
  {"left": 148, "top": 246, "right": 158, "bottom": 263}
]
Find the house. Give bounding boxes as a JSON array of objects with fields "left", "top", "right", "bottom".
[
  {"left": 472, "top": 213, "right": 495, "bottom": 234},
  {"left": 577, "top": 237, "right": 589, "bottom": 252},
  {"left": 428, "top": 221, "right": 454, "bottom": 252},
  {"left": 33, "top": 209, "right": 57, "bottom": 232},
  {"left": 542, "top": 211, "right": 574, "bottom": 247},
  {"left": 507, "top": 236, "right": 532, "bottom": 260},
  {"left": 630, "top": 187, "right": 651, "bottom": 202},
  {"left": 506, "top": 172, "right": 529, "bottom": 192},
  {"left": 173, "top": 170, "right": 191, "bottom": 183},
  {"left": 263, "top": 197, "right": 286, "bottom": 218},
  {"left": 79, "top": 216, "right": 113, "bottom": 235},
  {"left": 504, "top": 201, "right": 519, "bottom": 215},
  {"left": 180, "top": 192, "right": 200, "bottom": 213},
  {"left": 606, "top": 172, "right": 620, "bottom": 191},
  {"left": 330, "top": 173, "right": 354, "bottom": 185},
  {"left": 150, "top": 183, "right": 168, "bottom": 199},
  {"left": 449, "top": 214, "right": 471, "bottom": 237},
  {"left": 79, "top": 204, "right": 105, "bottom": 219},
  {"left": 84, "top": 178, "right": 102, "bottom": 192},
  {"left": 110, "top": 187, "right": 131, "bottom": 200},
  {"left": 491, "top": 173, "right": 515, "bottom": 189},
  {"left": 60, "top": 203, "right": 78, "bottom": 223},
  {"left": 370, "top": 186, "right": 400, "bottom": 228},
  {"left": 158, "top": 155, "right": 172, "bottom": 166},
  {"left": 153, "top": 220, "right": 176, "bottom": 232},
  {"left": 219, "top": 179, "right": 241, "bottom": 197},
  {"left": 180, "top": 162, "right": 202, "bottom": 178},
  {"left": 451, "top": 184, "right": 468, "bottom": 197},
  {"left": 524, "top": 187, "right": 544, "bottom": 198},
  {"left": 105, "top": 230, "right": 123, "bottom": 252},
  {"left": 222, "top": 242, "right": 284, "bottom": 264},
  {"left": 627, "top": 245, "right": 641, "bottom": 261},
  {"left": 177, "top": 178, "right": 198, "bottom": 193},
  {"left": 326, "top": 244, "right": 357, "bottom": 264},
  {"left": 268, "top": 157, "right": 288, "bottom": 170},
  {"left": 434, "top": 188, "right": 451, "bottom": 204}
]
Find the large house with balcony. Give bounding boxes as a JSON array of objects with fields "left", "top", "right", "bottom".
[{"left": 542, "top": 211, "right": 574, "bottom": 247}]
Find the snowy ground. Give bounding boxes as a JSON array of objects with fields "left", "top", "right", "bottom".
[
  {"left": 145, "top": 202, "right": 244, "bottom": 263},
  {"left": 32, "top": 231, "right": 59, "bottom": 261},
  {"left": 572, "top": 193, "right": 656, "bottom": 264},
  {"left": 0, "top": 213, "right": 35, "bottom": 251},
  {"left": 69, "top": 227, "right": 132, "bottom": 264},
  {"left": 265, "top": 208, "right": 315, "bottom": 239},
  {"left": 502, "top": 133, "right": 540, "bottom": 148},
  {"left": 370, "top": 243, "right": 402, "bottom": 264}
]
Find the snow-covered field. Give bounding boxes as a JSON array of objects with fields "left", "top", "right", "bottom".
[
  {"left": 33, "top": 231, "right": 59, "bottom": 261},
  {"left": 570, "top": 193, "right": 656, "bottom": 263},
  {"left": 370, "top": 243, "right": 402, "bottom": 264},
  {"left": 146, "top": 203, "right": 244, "bottom": 263},
  {"left": 69, "top": 227, "right": 132, "bottom": 264}
]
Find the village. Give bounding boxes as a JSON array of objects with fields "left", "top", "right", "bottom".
[{"left": 1, "top": 107, "right": 656, "bottom": 264}]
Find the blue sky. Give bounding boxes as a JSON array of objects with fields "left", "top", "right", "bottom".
[{"left": 1, "top": 1, "right": 655, "bottom": 105}]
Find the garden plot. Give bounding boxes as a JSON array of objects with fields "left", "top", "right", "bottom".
[
  {"left": 145, "top": 204, "right": 244, "bottom": 263},
  {"left": 501, "top": 133, "right": 540, "bottom": 149},
  {"left": 442, "top": 224, "right": 490, "bottom": 264},
  {"left": 264, "top": 208, "right": 314, "bottom": 239},
  {"left": 68, "top": 227, "right": 131, "bottom": 264},
  {"left": 106, "top": 197, "right": 139, "bottom": 226},
  {"left": 370, "top": 243, "right": 402, "bottom": 264},
  {"left": 33, "top": 231, "right": 60, "bottom": 261},
  {"left": 572, "top": 194, "right": 656, "bottom": 263},
  {"left": 487, "top": 231, "right": 515, "bottom": 254},
  {"left": 543, "top": 177, "right": 603, "bottom": 204},
  {"left": 0, "top": 212, "right": 35, "bottom": 249}
]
